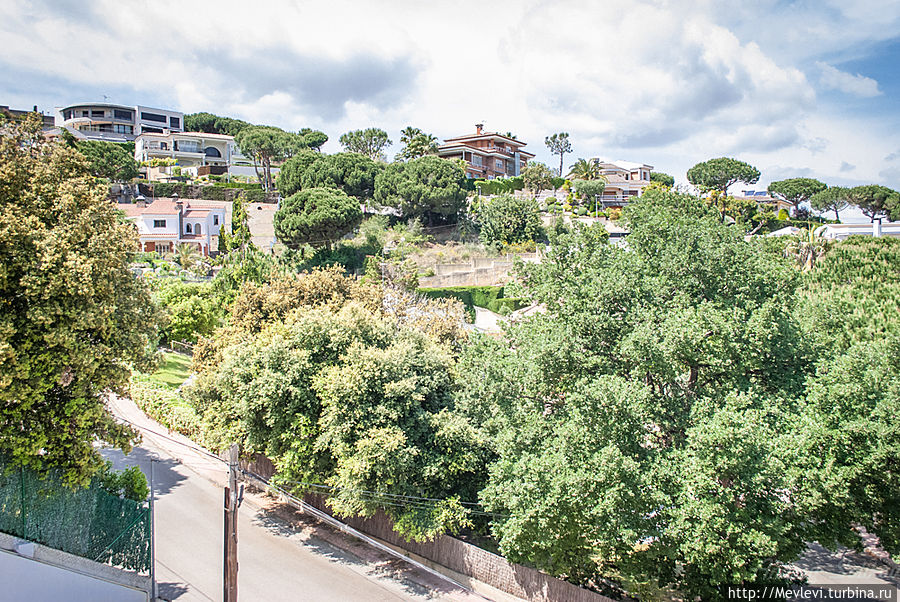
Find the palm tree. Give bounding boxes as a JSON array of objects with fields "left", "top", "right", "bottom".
[
  {"left": 567, "top": 158, "right": 600, "bottom": 180},
  {"left": 175, "top": 242, "right": 201, "bottom": 271},
  {"left": 784, "top": 227, "right": 828, "bottom": 271}
]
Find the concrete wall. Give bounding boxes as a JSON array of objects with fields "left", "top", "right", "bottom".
[{"left": 0, "top": 533, "right": 150, "bottom": 602}]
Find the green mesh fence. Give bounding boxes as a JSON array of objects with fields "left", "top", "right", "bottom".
[{"left": 0, "top": 461, "right": 150, "bottom": 572}]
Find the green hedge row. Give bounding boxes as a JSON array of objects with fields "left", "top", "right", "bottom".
[
  {"left": 138, "top": 182, "right": 270, "bottom": 203},
  {"left": 416, "top": 286, "right": 528, "bottom": 321},
  {"left": 211, "top": 181, "right": 263, "bottom": 190}
]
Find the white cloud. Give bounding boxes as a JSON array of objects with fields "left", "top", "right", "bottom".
[
  {"left": 1, "top": 0, "right": 899, "bottom": 192},
  {"left": 816, "top": 62, "right": 882, "bottom": 97}
]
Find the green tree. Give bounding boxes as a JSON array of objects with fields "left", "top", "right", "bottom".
[
  {"left": 544, "top": 132, "right": 572, "bottom": 178},
  {"left": 395, "top": 127, "right": 439, "bottom": 161},
  {"left": 298, "top": 127, "right": 328, "bottom": 151},
  {"left": 277, "top": 152, "right": 381, "bottom": 200},
  {"left": 848, "top": 184, "right": 898, "bottom": 222},
  {"left": 152, "top": 279, "right": 221, "bottom": 344},
  {"left": 810, "top": 186, "right": 850, "bottom": 221},
  {"left": 767, "top": 178, "right": 827, "bottom": 216},
  {"left": 460, "top": 187, "right": 810, "bottom": 596},
  {"left": 274, "top": 187, "right": 362, "bottom": 251},
  {"left": 274, "top": 150, "right": 322, "bottom": 197},
  {"left": 687, "top": 157, "right": 760, "bottom": 197},
  {"left": 183, "top": 112, "right": 251, "bottom": 136},
  {"left": 339, "top": 128, "right": 392, "bottom": 161},
  {"left": 373, "top": 156, "right": 466, "bottom": 223},
  {"left": 0, "top": 115, "right": 158, "bottom": 484},
  {"left": 650, "top": 171, "right": 675, "bottom": 187},
  {"left": 567, "top": 157, "right": 599, "bottom": 180},
  {"left": 521, "top": 162, "right": 553, "bottom": 198},
  {"left": 234, "top": 126, "right": 304, "bottom": 192},
  {"left": 475, "top": 194, "right": 543, "bottom": 246},
  {"left": 76, "top": 140, "right": 140, "bottom": 181},
  {"left": 571, "top": 178, "right": 607, "bottom": 208},
  {"left": 229, "top": 196, "right": 253, "bottom": 251}
]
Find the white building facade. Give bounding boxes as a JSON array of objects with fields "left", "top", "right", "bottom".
[
  {"left": 54, "top": 102, "right": 184, "bottom": 142},
  {"left": 120, "top": 198, "right": 228, "bottom": 256}
]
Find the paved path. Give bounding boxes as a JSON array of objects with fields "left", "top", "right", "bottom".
[
  {"left": 794, "top": 542, "right": 898, "bottom": 596},
  {"left": 103, "top": 395, "right": 483, "bottom": 602}
]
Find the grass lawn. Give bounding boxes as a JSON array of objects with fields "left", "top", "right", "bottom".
[{"left": 149, "top": 352, "right": 192, "bottom": 389}]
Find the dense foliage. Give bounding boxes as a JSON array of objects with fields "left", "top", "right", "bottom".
[
  {"left": 649, "top": 171, "right": 675, "bottom": 187},
  {"left": 274, "top": 187, "right": 363, "bottom": 251},
  {"left": 184, "top": 112, "right": 251, "bottom": 136},
  {"left": 76, "top": 140, "right": 140, "bottom": 181},
  {"left": 767, "top": 178, "right": 827, "bottom": 215},
  {"left": 339, "top": 128, "right": 392, "bottom": 161},
  {"left": 473, "top": 193, "right": 543, "bottom": 246},
  {"left": 0, "top": 116, "right": 158, "bottom": 484},
  {"left": 373, "top": 156, "right": 466, "bottom": 222},
  {"left": 687, "top": 157, "right": 760, "bottom": 196},
  {"left": 276, "top": 152, "right": 381, "bottom": 200}
]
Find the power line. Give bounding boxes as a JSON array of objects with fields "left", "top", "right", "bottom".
[{"left": 118, "top": 416, "right": 506, "bottom": 517}]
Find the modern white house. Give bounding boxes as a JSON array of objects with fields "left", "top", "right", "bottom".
[
  {"left": 589, "top": 159, "right": 654, "bottom": 207},
  {"left": 54, "top": 102, "right": 184, "bottom": 142},
  {"left": 119, "top": 197, "right": 228, "bottom": 256},
  {"left": 134, "top": 131, "right": 249, "bottom": 179},
  {"left": 816, "top": 220, "right": 900, "bottom": 240}
]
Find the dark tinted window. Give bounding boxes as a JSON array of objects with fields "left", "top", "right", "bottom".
[
  {"left": 114, "top": 109, "right": 133, "bottom": 120},
  {"left": 141, "top": 112, "right": 167, "bottom": 123},
  {"left": 169, "top": 116, "right": 180, "bottom": 128}
]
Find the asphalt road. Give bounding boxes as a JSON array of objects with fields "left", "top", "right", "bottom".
[{"left": 102, "top": 398, "right": 462, "bottom": 601}]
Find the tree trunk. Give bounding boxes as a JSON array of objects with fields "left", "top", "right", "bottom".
[
  {"left": 834, "top": 207, "right": 840, "bottom": 222},
  {"left": 559, "top": 154, "right": 564, "bottom": 179},
  {"left": 252, "top": 157, "right": 263, "bottom": 190}
]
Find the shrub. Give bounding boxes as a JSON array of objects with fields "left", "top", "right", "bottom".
[
  {"left": 416, "top": 285, "right": 522, "bottom": 321},
  {"left": 608, "top": 208, "right": 623, "bottom": 220},
  {"left": 576, "top": 207, "right": 588, "bottom": 216},
  {"left": 545, "top": 196, "right": 558, "bottom": 205}
]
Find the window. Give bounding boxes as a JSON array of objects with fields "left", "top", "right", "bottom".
[
  {"left": 176, "top": 141, "right": 200, "bottom": 153},
  {"left": 160, "top": 142, "right": 168, "bottom": 150},
  {"left": 82, "top": 110, "right": 89, "bottom": 117},
  {"left": 153, "top": 219, "right": 166, "bottom": 228},
  {"left": 194, "top": 223, "right": 201, "bottom": 236},
  {"left": 213, "top": 215, "right": 219, "bottom": 226},
  {"left": 63, "top": 110, "right": 72, "bottom": 120},
  {"left": 114, "top": 124, "right": 133, "bottom": 134},
  {"left": 495, "top": 159, "right": 504, "bottom": 170},
  {"left": 185, "top": 223, "right": 192, "bottom": 234},
  {"left": 169, "top": 116, "right": 180, "bottom": 128},
  {"left": 142, "top": 126, "right": 163, "bottom": 134},
  {"left": 204, "top": 146, "right": 222, "bottom": 158},
  {"left": 114, "top": 109, "right": 132, "bottom": 120},
  {"left": 141, "top": 112, "right": 168, "bottom": 123},
  {"left": 472, "top": 154, "right": 483, "bottom": 166},
  {"left": 91, "top": 110, "right": 105, "bottom": 118}
]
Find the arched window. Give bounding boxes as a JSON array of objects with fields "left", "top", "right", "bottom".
[
  {"left": 204, "top": 146, "right": 222, "bottom": 158},
  {"left": 185, "top": 223, "right": 192, "bottom": 234},
  {"left": 194, "top": 223, "right": 202, "bottom": 236}
]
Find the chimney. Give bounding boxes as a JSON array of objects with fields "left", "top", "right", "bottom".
[
  {"left": 173, "top": 192, "right": 183, "bottom": 237},
  {"left": 874, "top": 218, "right": 882, "bottom": 238},
  {"left": 475, "top": 123, "right": 484, "bottom": 135},
  {"left": 135, "top": 194, "right": 147, "bottom": 209}
]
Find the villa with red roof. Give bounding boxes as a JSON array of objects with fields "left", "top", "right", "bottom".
[
  {"left": 119, "top": 197, "right": 228, "bottom": 256},
  {"left": 436, "top": 124, "right": 534, "bottom": 179}
]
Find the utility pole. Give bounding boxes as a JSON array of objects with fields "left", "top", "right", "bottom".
[{"left": 223, "top": 444, "right": 240, "bottom": 602}]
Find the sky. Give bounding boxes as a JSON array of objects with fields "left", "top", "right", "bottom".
[{"left": 3, "top": 0, "right": 900, "bottom": 220}]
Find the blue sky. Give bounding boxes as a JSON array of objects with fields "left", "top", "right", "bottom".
[{"left": 2, "top": 0, "right": 899, "bottom": 220}]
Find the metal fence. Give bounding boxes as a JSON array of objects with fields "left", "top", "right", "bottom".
[{"left": 0, "top": 461, "right": 150, "bottom": 572}]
